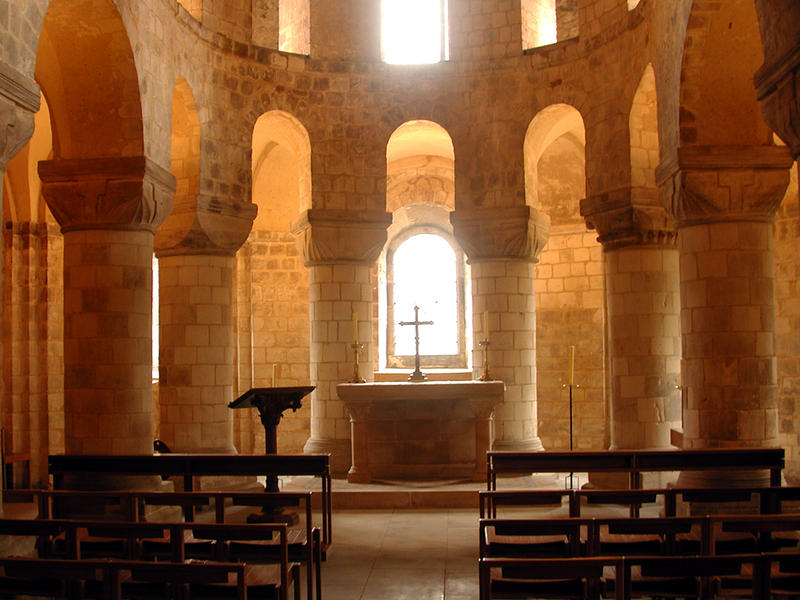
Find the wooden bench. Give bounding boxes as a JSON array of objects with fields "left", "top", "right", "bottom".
[
  {"left": 6, "top": 487, "right": 321, "bottom": 600},
  {"left": 1, "top": 427, "right": 30, "bottom": 489},
  {"left": 48, "top": 452, "right": 333, "bottom": 556},
  {"left": 486, "top": 447, "right": 785, "bottom": 490},
  {"left": 479, "top": 556, "right": 624, "bottom": 600},
  {"left": 0, "top": 555, "right": 299, "bottom": 600},
  {"left": 0, "top": 519, "right": 299, "bottom": 600}
]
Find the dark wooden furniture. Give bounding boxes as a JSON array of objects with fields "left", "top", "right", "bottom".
[
  {"left": 0, "top": 518, "right": 299, "bottom": 600},
  {"left": 1, "top": 427, "right": 30, "bottom": 489},
  {"left": 48, "top": 452, "right": 333, "bottom": 555},
  {"left": 486, "top": 447, "right": 785, "bottom": 491}
]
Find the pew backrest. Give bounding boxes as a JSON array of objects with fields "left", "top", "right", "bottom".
[{"left": 486, "top": 447, "right": 784, "bottom": 490}]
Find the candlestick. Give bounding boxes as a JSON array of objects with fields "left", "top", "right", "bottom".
[
  {"left": 482, "top": 311, "right": 489, "bottom": 338},
  {"left": 479, "top": 340, "right": 492, "bottom": 381},
  {"left": 350, "top": 343, "right": 365, "bottom": 383},
  {"left": 352, "top": 310, "right": 358, "bottom": 345},
  {"left": 272, "top": 363, "right": 277, "bottom": 388},
  {"left": 568, "top": 345, "right": 575, "bottom": 386}
]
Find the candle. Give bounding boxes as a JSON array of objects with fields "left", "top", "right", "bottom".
[
  {"left": 272, "top": 363, "right": 277, "bottom": 388},
  {"left": 568, "top": 345, "right": 575, "bottom": 386},
  {"left": 482, "top": 311, "right": 489, "bottom": 337},
  {"left": 352, "top": 310, "right": 358, "bottom": 345}
]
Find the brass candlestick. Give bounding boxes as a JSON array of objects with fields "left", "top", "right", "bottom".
[
  {"left": 350, "top": 342, "right": 365, "bottom": 383},
  {"left": 478, "top": 339, "right": 492, "bottom": 381}
]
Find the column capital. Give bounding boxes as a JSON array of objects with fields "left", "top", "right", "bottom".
[
  {"left": 754, "top": 37, "right": 800, "bottom": 159},
  {"left": 291, "top": 209, "right": 392, "bottom": 266},
  {"left": 155, "top": 193, "right": 257, "bottom": 257},
  {"left": 39, "top": 156, "right": 176, "bottom": 233},
  {"left": 580, "top": 186, "right": 677, "bottom": 251},
  {"left": 655, "top": 145, "right": 794, "bottom": 227},
  {"left": 0, "top": 61, "right": 40, "bottom": 168},
  {"left": 450, "top": 205, "right": 550, "bottom": 263}
]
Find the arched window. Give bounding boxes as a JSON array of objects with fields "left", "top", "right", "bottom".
[
  {"left": 384, "top": 228, "right": 467, "bottom": 369},
  {"left": 381, "top": 0, "right": 449, "bottom": 64},
  {"left": 521, "top": 0, "right": 579, "bottom": 50}
]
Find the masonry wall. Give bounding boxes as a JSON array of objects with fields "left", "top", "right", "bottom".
[
  {"left": 775, "top": 162, "right": 800, "bottom": 480},
  {"left": 233, "top": 231, "right": 310, "bottom": 454}
]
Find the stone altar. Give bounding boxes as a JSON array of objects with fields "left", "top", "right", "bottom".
[{"left": 336, "top": 380, "right": 505, "bottom": 483}]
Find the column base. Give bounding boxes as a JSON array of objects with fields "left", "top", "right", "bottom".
[
  {"left": 303, "top": 437, "right": 352, "bottom": 476},
  {"left": 492, "top": 438, "right": 545, "bottom": 452}
]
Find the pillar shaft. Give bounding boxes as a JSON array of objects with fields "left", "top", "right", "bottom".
[
  {"left": 470, "top": 259, "right": 541, "bottom": 450},
  {"left": 582, "top": 188, "right": 681, "bottom": 454},
  {"left": 293, "top": 209, "right": 391, "bottom": 474},
  {"left": 0, "top": 63, "right": 39, "bottom": 513},
  {"left": 157, "top": 254, "right": 236, "bottom": 453},
  {"left": 452, "top": 206, "right": 549, "bottom": 451},
  {"left": 657, "top": 145, "right": 793, "bottom": 486},
  {"left": 39, "top": 157, "right": 175, "bottom": 456}
]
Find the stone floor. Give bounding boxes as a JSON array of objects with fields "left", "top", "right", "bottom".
[{"left": 322, "top": 507, "right": 478, "bottom": 600}]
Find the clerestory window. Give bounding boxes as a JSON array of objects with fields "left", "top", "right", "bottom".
[
  {"left": 385, "top": 230, "right": 467, "bottom": 369},
  {"left": 381, "top": 0, "right": 449, "bottom": 64}
]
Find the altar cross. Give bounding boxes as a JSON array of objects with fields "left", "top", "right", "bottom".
[{"left": 399, "top": 305, "right": 434, "bottom": 382}]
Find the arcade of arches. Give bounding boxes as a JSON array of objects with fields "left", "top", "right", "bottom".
[{"left": 0, "top": 0, "right": 800, "bottom": 505}]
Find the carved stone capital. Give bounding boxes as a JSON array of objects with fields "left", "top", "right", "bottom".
[
  {"left": 580, "top": 187, "right": 677, "bottom": 251},
  {"left": 0, "top": 62, "right": 40, "bottom": 169},
  {"left": 450, "top": 205, "right": 550, "bottom": 263},
  {"left": 39, "top": 157, "right": 176, "bottom": 233},
  {"left": 655, "top": 145, "right": 794, "bottom": 227},
  {"left": 755, "top": 37, "right": 800, "bottom": 159},
  {"left": 155, "top": 194, "right": 257, "bottom": 257},
  {"left": 291, "top": 209, "right": 393, "bottom": 266}
]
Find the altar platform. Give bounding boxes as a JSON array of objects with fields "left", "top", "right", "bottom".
[{"left": 279, "top": 472, "right": 563, "bottom": 510}]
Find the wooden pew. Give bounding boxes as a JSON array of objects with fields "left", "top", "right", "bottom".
[
  {"left": 591, "top": 516, "right": 708, "bottom": 557},
  {"left": 479, "top": 517, "right": 591, "bottom": 559},
  {"left": 48, "top": 452, "right": 333, "bottom": 555},
  {"left": 478, "top": 556, "right": 624, "bottom": 600},
  {"left": 0, "top": 517, "right": 299, "bottom": 600},
  {"left": 618, "top": 555, "right": 760, "bottom": 600},
  {"left": 8, "top": 487, "right": 321, "bottom": 600},
  {"left": 0, "top": 556, "right": 115, "bottom": 600},
  {"left": 478, "top": 489, "right": 573, "bottom": 519},
  {"left": 486, "top": 447, "right": 785, "bottom": 490}
]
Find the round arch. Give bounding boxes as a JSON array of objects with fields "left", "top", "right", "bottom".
[
  {"left": 679, "top": 0, "right": 771, "bottom": 146},
  {"left": 252, "top": 110, "right": 312, "bottom": 229},
  {"left": 630, "top": 64, "right": 659, "bottom": 189},
  {"left": 35, "top": 0, "right": 144, "bottom": 159}
]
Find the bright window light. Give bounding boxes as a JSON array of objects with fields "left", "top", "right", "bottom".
[
  {"left": 393, "top": 234, "right": 458, "bottom": 356},
  {"left": 382, "top": 0, "right": 448, "bottom": 64}
]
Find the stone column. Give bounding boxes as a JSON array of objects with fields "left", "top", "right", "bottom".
[
  {"left": 155, "top": 195, "right": 256, "bottom": 454},
  {"left": 39, "top": 157, "right": 175, "bottom": 459},
  {"left": 657, "top": 145, "right": 793, "bottom": 486},
  {"left": 0, "top": 62, "right": 40, "bottom": 515},
  {"left": 292, "top": 209, "right": 391, "bottom": 475},
  {"left": 451, "top": 206, "right": 549, "bottom": 452},
  {"left": 581, "top": 187, "right": 681, "bottom": 486}
]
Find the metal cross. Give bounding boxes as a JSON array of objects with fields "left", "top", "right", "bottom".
[{"left": 399, "top": 305, "right": 434, "bottom": 382}]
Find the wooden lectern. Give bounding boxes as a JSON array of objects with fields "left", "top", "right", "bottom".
[{"left": 229, "top": 386, "right": 314, "bottom": 492}]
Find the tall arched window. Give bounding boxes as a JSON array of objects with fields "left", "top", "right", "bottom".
[
  {"left": 385, "top": 228, "right": 467, "bottom": 369},
  {"left": 381, "top": 0, "right": 449, "bottom": 64}
]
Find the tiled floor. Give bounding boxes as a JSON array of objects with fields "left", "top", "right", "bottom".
[{"left": 322, "top": 508, "right": 478, "bottom": 600}]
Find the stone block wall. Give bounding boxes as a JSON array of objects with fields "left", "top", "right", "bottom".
[
  {"left": 536, "top": 226, "right": 605, "bottom": 450},
  {"left": 233, "top": 231, "right": 310, "bottom": 454},
  {"left": 0, "top": 0, "right": 47, "bottom": 75},
  {"left": 2, "top": 222, "right": 62, "bottom": 486},
  {"left": 775, "top": 162, "right": 800, "bottom": 479}
]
